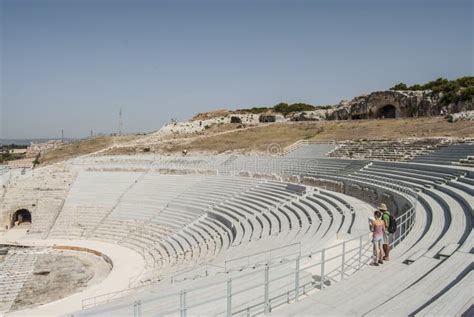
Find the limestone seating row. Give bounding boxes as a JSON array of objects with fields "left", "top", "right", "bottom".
[
  {"left": 268, "top": 165, "right": 471, "bottom": 316},
  {"left": 328, "top": 142, "right": 444, "bottom": 161},
  {"left": 282, "top": 158, "right": 366, "bottom": 176},
  {"left": 305, "top": 165, "right": 472, "bottom": 315},
  {"left": 414, "top": 253, "right": 473, "bottom": 316},
  {"left": 348, "top": 169, "right": 469, "bottom": 251},
  {"left": 0, "top": 167, "right": 75, "bottom": 237},
  {"left": 0, "top": 251, "right": 39, "bottom": 312},
  {"left": 134, "top": 217, "right": 232, "bottom": 280},
  {"left": 221, "top": 191, "right": 355, "bottom": 265},
  {"left": 144, "top": 180, "right": 298, "bottom": 272},
  {"left": 125, "top": 218, "right": 224, "bottom": 274},
  {"left": 413, "top": 143, "right": 474, "bottom": 165},
  {"left": 285, "top": 144, "right": 336, "bottom": 158},
  {"left": 107, "top": 175, "right": 205, "bottom": 221},
  {"left": 221, "top": 157, "right": 355, "bottom": 176},
  {"left": 359, "top": 162, "right": 473, "bottom": 212},
  {"left": 222, "top": 188, "right": 301, "bottom": 244},
  {"left": 350, "top": 169, "right": 470, "bottom": 253},
  {"left": 164, "top": 187, "right": 361, "bottom": 281},
  {"left": 70, "top": 154, "right": 470, "bottom": 316},
  {"left": 49, "top": 172, "right": 151, "bottom": 238},
  {"left": 111, "top": 175, "right": 259, "bottom": 220},
  {"left": 63, "top": 176, "right": 273, "bottom": 276},
  {"left": 68, "top": 158, "right": 382, "bottom": 316},
  {"left": 458, "top": 156, "right": 474, "bottom": 167},
  {"left": 48, "top": 172, "right": 194, "bottom": 237},
  {"left": 122, "top": 180, "right": 356, "bottom": 278},
  {"left": 74, "top": 185, "right": 370, "bottom": 316},
  {"left": 365, "top": 236, "right": 473, "bottom": 316},
  {"left": 117, "top": 216, "right": 214, "bottom": 273}
]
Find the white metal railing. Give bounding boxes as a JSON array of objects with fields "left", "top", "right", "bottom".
[{"left": 224, "top": 242, "right": 301, "bottom": 273}]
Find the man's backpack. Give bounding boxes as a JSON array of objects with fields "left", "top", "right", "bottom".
[{"left": 387, "top": 213, "right": 397, "bottom": 234}]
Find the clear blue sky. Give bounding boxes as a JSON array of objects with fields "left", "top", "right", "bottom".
[{"left": 1, "top": 0, "right": 472, "bottom": 139}]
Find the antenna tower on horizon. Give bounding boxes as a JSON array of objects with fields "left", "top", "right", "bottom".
[{"left": 118, "top": 108, "right": 123, "bottom": 136}]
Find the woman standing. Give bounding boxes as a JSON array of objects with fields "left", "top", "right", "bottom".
[{"left": 370, "top": 210, "right": 385, "bottom": 266}]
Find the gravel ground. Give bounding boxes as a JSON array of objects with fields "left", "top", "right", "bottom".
[{"left": 11, "top": 248, "right": 111, "bottom": 311}]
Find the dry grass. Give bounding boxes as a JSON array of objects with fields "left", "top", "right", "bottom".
[
  {"left": 160, "top": 117, "right": 474, "bottom": 154},
  {"left": 38, "top": 135, "right": 139, "bottom": 165},
  {"left": 37, "top": 117, "right": 474, "bottom": 160}
]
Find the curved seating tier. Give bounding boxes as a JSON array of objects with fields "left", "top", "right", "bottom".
[
  {"left": 328, "top": 139, "right": 446, "bottom": 161},
  {"left": 285, "top": 143, "right": 336, "bottom": 158},
  {"left": 272, "top": 160, "right": 472, "bottom": 316},
  {"left": 413, "top": 142, "right": 474, "bottom": 166},
  {"left": 36, "top": 170, "right": 370, "bottom": 287}
]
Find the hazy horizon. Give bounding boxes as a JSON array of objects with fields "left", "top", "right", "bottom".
[{"left": 1, "top": 0, "right": 473, "bottom": 139}]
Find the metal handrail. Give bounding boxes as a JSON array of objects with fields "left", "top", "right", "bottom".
[{"left": 224, "top": 242, "right": 301, "bottom": 273}]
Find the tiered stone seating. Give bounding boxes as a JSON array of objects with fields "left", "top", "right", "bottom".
[
  {"left": 272, "top": 161, "right": 472, "bottom": 316},
  {"left": 2, "top": 147, "right": 471, "bottom": 316},
  {"left": 73, "top": 154, "right": 229, "bottom": 173},
  {"left": 220, "top": 155, "right": 362, "bottom": 177},
  {"left": 413, "top": 142, "right": 474, "bottom": 166},
  {"left": 75, "top": 184, "right": 370, "bottom": 316},
  {"left": 48, "top": 171, "right": 143, "bottom": 239},
  {"left": 328, "top": 139, "right": 446, "bottom": 161},
  {"left": 132, "top": 179, "right": 320, "bottom": 280},
  {"left": 118, "top": 177, "right": 266, "bottom": 277},
  {"left": 0, "top": 164, "right": 75, "bottom": 237},
  {"left": 0, "top": 248, "right": 42, "bottom": 313},
  {"left": 285, "top": 143, "right": 336, "bottom": 158}
]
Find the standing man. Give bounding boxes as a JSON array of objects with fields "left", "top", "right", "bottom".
[{"left": 380, "top": 203, "right": 391, "bottom": 261}]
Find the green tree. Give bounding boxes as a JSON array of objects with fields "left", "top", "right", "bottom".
[
  {"left": 390, "top": 83, "right": 408, "bottom": 90},
  {"left": 456, "top": 76, "right": 474, "bottom": 88},
  {"left": 409, "top": 84, "right": 423, "bottom": 90},
  {"left": 273, "top": 103, "right": 289, "bottom": 114},
  {"left": 459, "top": 86, "right": 474, "bottom": 101}
]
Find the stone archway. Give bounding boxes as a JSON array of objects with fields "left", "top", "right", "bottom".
[
  {"left": 11, "top": 209, "right": 32, "bottom": 228},
  {"left": 377, "top": 105, "right": 398, "bottom": 119}
]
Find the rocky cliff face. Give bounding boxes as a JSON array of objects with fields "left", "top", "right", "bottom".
[
  {"left": 290, "top": 90, "right": 473, "bottom": 121},
  {"left": 155, "top": 89, "right": 474, "bottom": 135},
  {"left": 327, "top": 90, "right": 473, "bottom": 120}
]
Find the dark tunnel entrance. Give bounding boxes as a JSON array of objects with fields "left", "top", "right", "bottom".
[
  {"left": 11, "top": 209, "right": 32, "bottom": 227},
  {"left": 377, "top": 105, "right": 397, "bottom": 119}
]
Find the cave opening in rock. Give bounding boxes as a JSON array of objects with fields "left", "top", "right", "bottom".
[{"left": 377, "top": 105, "right": 397, "bottom": 119}]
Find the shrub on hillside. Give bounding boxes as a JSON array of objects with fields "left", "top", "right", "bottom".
[
  {"left": 390, "top": 82, "right": 408, "bottom": 90},
  {"left": 459, "top": 86, "right": 474, "bottom": 101},
  {"left": 274, "top": 102, "right": 316, "bottom": 116},
  {"left": 390, "top": 77, "right": 474, "bottom": 105}
]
